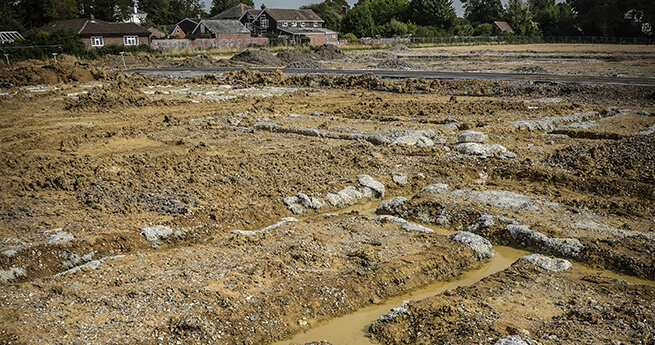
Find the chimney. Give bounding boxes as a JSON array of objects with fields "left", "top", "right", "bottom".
[
  {"left": 90, "top": 14, "right": 95, "bottom": 22},
  {"left": 261, "top": 4, "right": 266, "bottom": 10}
]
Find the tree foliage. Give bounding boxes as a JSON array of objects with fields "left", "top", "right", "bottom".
[
  {"left": 462, "top": 0, "right": 503, "bottom": 26},
  {"left": 409, "top": 0, "right": 456, "bottom": 29},
  {"left": 137, "top": 0, "right": 203, "bottom": 25},
  {"left": 503, "top": 0, "right": 539, "bottom": 36},
  {"left": 302, "top": 0, "right": 348, "bottom": 32},
  {"left": 341, "top": 2, "right": 375, "bottom": 37},
  {"left": 210, "top": 0, "right": 254, "bottom": 17}
]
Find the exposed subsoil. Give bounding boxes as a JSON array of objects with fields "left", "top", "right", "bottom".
[{"left": 0, "top": 44, "right": 653, "bottom": 345}]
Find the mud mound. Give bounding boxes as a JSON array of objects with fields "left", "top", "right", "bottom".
[
  {"left": 221, "top": 68, "right": 288, "bottom": 85},
  {"left": 314, "top": 44, "right": 344, "bottom": 60},
  {"left": 285, "top": 60, "right": 323, "bottom": 69},
  {"left": 544, "top": 133, "right": 655, "bottom": 183},
  {"left": 95, "top": 54, "right": 160, "bottom": 69},
  {"left": 514, "top": 66, "right": 548, "bottom": 74},
  {"left": 65, "top": 81, "right": 150, "bottom": 111},
  {"left": 276, "top": 50, "right": 318, "bottom": 63},
  {"left": 387, "top": 44, "right": 410, "bottom": 52},
  {"left": 0, "top": 63, "right": 96, "bottom": 86},
  {"left": 230, "top": 49, "right": 284, "bottom": 66},
  {"left": 376, "top": 59, "right": 416, "bottom": 70},
  {"left": 176, "top": 55, "right": 232, "bottom": 67}
]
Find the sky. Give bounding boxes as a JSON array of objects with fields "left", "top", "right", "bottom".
[{"left": 201, "top": 0, "right": 469, "bottom": 17}]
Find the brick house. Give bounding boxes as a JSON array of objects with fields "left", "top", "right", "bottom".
[
  {"left": 38, "top": 17, "right": 150, "bottom": 49},
  {"left": 167, "top": 18, "right": 202, "bottom": 38},
  {"left": 191, "top": 19, "right": 251, "bottom": 39},
  {"left": 240, "top": 6, "right": 338, "bottom": 44}
]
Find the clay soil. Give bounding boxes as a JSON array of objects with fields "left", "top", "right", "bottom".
[{"left": 0, "top": 44, "right": 654, "bottom": 345}]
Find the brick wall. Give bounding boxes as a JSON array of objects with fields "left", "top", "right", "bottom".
[{"left": 151, "top": 37, "right": 269, "bottom": 50}]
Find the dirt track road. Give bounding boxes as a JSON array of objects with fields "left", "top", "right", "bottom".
[{"left": 127, "top": 67, "right": 655, "bottom": 86}]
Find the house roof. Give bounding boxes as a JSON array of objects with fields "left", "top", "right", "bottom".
[
  {"left": 212, "top": 3, "right": 253, "bottom": 19},
  {"left": 148, "top": 27, "right": 166, "bottom": 38},
  {"left": 39, "top": 19, "right": 151, "bottom": 36},
  {"left": 264, "top": 9, "right": 323, "bottom": 22},
  {"left": 176, "top": 17, "right": 202, "bottom": 33},
  {"left": 278, "top": 27, "right": 337, "bottom": 36},
  {"left": 0, "top": 31, "right": 23, "bottom": 43},
  {"left": 196, "top": 20, "right": 250, "bottom": 34},
  {"left": 493, "top": 21, "right": 513, "bottom": 32},
  {"left": 165, "top": 24, "right": 177, "bottom": 33}
]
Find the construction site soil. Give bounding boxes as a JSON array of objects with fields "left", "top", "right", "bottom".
[{"left": 0, "top": 44, "right": 654, "bottom": 345}]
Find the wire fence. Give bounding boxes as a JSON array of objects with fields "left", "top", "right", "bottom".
[{"left": 405, "top": 35, "right": 654, "bottom": 45}]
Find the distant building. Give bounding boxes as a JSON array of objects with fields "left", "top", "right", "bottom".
[
  {"left": 125, "top": 6, "right": 148, "bottom": 25},
  {"left": 192, "top": 19, "right": 251, "bottom": 39},
  {"left": 38, "top": 17, "right": 151, "bottom": 49},
  {"left": 492, "top": 21, "right": 513, "bottom": 36},
  {"left": 240, "top": 5, "right": 338, "bottom": 45},
  {"left": 212, "top": 3, "right": 254, "bottom": 20},
  {"left": 168, "top": 18, "right": 202, "bottom": 38}
]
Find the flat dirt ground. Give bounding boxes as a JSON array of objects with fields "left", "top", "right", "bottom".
[{"left": 0, "top": 43, "right": 654, "bottom": 345}]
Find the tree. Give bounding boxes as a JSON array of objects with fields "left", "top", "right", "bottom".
[
  {"left": 409, "top": 0, "right": 456, "bottom": 29},
  {"left": 368, "top": 0, "right": 410, "bottom": 25},
  {"left": 503, "top": 0, "right": 539, "bottom": 36},
  {"left": 341, "top": 3, "right": 375, "bottom": 37},
  {"left": 0, "top": 0, "right": 24, "bottom": 31},
  {"left": 210, "top": 0, "right": 254, "bottom": 17},
  {"left": 529, "top": 0, "right": 557, "bottom": 35},
  {"left": 16, "top": 0, "right": 78, "bottom": 29},
  {"left": 78, "top": 0, "right": 133, "bottom": 22},
  {"left": 462, "top": 0, "right": 503, "bottom": 26},
  {"left": 302, "top": 0, "right": 348, "bottom": 32}
]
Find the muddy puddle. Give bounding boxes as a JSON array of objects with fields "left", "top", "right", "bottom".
[{"left": 276, "top": 200, "right": 655, "bottom": 345}]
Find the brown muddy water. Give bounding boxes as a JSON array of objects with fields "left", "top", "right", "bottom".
[{"left": 274, "top": 205, "right": 655, "bottom": 345}]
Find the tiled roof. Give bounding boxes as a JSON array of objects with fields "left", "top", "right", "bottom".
[
  {"left": 39, "top": 19, "right": 150, "bottom": 36},
  {"left": 212, "top": 3, "right": 253, "bottom": 19},
  {"left": 264, "top": 9, "right": 323, "bottom": 22},
  {"left": 197, "top": 20, "right": 250, "bottom": 34},
  {"left": 493, "top": 21, "right": 513, "bottom": 32}
]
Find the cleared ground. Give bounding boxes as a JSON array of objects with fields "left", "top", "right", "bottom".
[{"left": 0, "top": 44, "right": 654, "bottom": 344}]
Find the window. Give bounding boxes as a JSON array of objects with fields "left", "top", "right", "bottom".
[
  {"left": 291, "top": 22, "right": 297, "bottom": 27},
  {"left": 282, "top": 22, "right": 288, "bottom": 27},
  {"left": 123, "top": 35, "right": 138, "bottom": 46},
  {"left": 313, "top": 22, "right": 319, "bottom": 27},
  {"left": 300, "top": 22, "right": 305, "bottom": 27},
  {"left": 260, "top": 18, "right": 268, "bottom": 28},
  {"left": 90, "top": 36, "right": 104, "bottom": 47}
]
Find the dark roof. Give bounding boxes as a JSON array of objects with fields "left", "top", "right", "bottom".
[
  {"left": 493, "top": 21, "right": 513, "bottom": 32},
  {"left": 264, "top": 9, "right": 323, "bottom": 22},
  {"left": 165, "top": 25, "right": 177, "bottom": 33},
  {"left": 39, "top": 19, "right": 150, "bottom": 36},
  {"left": 196, "top": 20, "right": 250, "bottom": 34},
  {"left": 177, "top": 18, "right": 202, "bottom": 34},
  {"left": 212, "top": 3, "right": 253, "bottom": 19},
  {"left": 241, "top": 9, "right": 262, "bottom": 20}
]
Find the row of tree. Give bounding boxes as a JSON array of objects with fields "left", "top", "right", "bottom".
[
  {"left": 0, "top": 0, "right": 205, "bottom": 31},
  {"left": 1, "top": 0, "right": 653, "bottom": 39},
  {"left": 305, "top": 0, "right": 653, "bottom": 38}
]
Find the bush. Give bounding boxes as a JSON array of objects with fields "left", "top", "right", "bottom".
[
  {"left": 343, "top": 33, "right": 358, "bottom": 42},
  {"left": 474, "top": 23, "right": 493, "bottom": 36},
  {"left": 1, "top": 28, "right": 87, "bottom": 62}
]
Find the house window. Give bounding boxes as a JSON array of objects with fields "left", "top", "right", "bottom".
[
  {"left": 123, "top": 35, "right": 139, "bottom": 46},
  {"left": 260, "top": 18, "right": 268, "bottom": 28},
  {"left": 91, "top": 36, "right": 104, "bottom": 47},
  {"left": 292, "top": 22, "right": 297, "bottom": 27},
  {"left": 313, "top": 22, "right": 319, "bottom": 27},
  {"left": 300, "top": 22, "right": 305, "bottom": 27},
  {"left": 282, "top": 22, "right": 288, "bottom": 27}
]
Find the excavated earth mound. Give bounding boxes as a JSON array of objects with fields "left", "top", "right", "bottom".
[
  {"left": 277, "top": 50, "right": 318, "bottom": 63},
  {"left": 314, "top": 44, "right": 344, "bottom": 60},
  {"left": 230, "top": 49, "right": 284, "bottom": 66}
]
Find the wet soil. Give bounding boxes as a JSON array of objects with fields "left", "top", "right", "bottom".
[{"left": 0, "top": 44, "right": 654, "bottom": 345}]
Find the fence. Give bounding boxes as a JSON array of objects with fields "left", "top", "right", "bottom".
[
  {"left": 151, "top": 37, "right": 269, "bottom": 51},
  {"left": 397, "top": 36, "right": 654, "bottom": 45}
]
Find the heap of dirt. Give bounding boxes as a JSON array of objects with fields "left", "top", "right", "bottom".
[
  {"left": 230, "top": 49, "right": 284, "bottom": 66},
  {"left": 93, "top": 53, "right": 160, "bottom": 69},
  {"left": 387, "top": 44, "right": 410, "bottom": 52},
  {"left": 65, "top": 81, "right": 150, "bottom": 111},
  {"left": 176, "top": 55, "right": 233, "bottom": 67},
  {"left": 277, "top": 50, "right": 318, "bottom": 63},
  {"left": 314, "top": 44, "right": 344, "bottom": 60},
  {"left": 0, "top": 63, "right": 97, "bottom": 86},
  {"left": 370, "top": 258, "right": 655, "bottom": 345},
  {"left": 543, "top": 133, "right": 655, "bottom": 184},
  {"left": 376, "top": 59, "right": 416, "bottom": 70}
]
